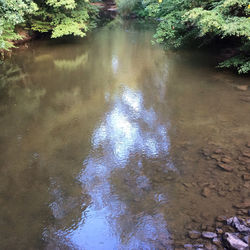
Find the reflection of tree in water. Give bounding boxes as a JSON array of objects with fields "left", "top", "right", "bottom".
[{"left": 0, "top": 43, "right": 109, "bottom": 249}]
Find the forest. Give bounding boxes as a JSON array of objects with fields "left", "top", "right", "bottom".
[{"left": 0, "top": 0, "right": 249, "bottom": 74}]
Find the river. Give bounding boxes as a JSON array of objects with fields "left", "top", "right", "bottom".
[{"left": 0, "top": 21, "right": 249, "bottom": 249}]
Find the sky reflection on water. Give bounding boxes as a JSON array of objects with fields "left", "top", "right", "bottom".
[{"left": 63, "top": 83, "right": 175, "bottom": 249}]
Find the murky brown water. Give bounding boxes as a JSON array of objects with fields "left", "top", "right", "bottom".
[{"left": 0, "top": 21, "right": 249, "bottom": 249}]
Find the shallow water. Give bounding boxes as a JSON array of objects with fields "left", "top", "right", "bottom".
[{"left": 0, "top": 21, "right": 249, "bottom": 249}]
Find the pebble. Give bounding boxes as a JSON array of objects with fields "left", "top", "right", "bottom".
[
  {"left": 238, "top": 156, "right": 250, "bottom": 164},
  {"left": 216, "top": 215, "right": 227, "bottom": 222},
  {"left": 221, "top": 157, "right": 232, "bottom": 163},
  {"left": 193, "top": 244, "right": 204, "bottom": 248},
  {"left": 216, "top": 228, "right": 223, "bottom": 234},
  {"left": 236, "top": 85, "right": 248, "bottom": 91},
  {"left": 210, "top": 154, "right": 221, "bottom": 161},
  {"left": 242, "top": 150, "right": 250, "bottom": 158},
  {"left": 246, "top": 142, "right": 250, "bottom": 148},
  {"left": 234, "top": 200, "right": 250, "bottom": 209},
  {"left": 217, "top": 163, "right": 233, "bottom": 172},
  {"left": 212, "top": 238, "right": 221, "bottom": 247},
  {"left": 204, "top": 242, "right": 217, "bottom": 250},
  {"left": 184, "top": 244, "right": 193, "bottom": 249},
  {"left": 202, "top": 231, "right": 217, "bottom": 239},
  {"left": 188, "top": 230, "right": 201, "bottom": 239},
  {"left": 201, "top": 187, "right": 211, "bottom": 197},
  {"left": 242, "top": 174, "right": 250, "bottom": 181},
  {"left": 214, "top": 149, "right": 223, "bottom": 154}
]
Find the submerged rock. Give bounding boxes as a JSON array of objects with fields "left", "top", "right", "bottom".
[
  {"left": 242, "top": 151, "right": 250, "bottom": 158},
  {"left": 201, "top": 187, "right": 211, "bottom": 197},
  {"left": 188, "top": 230, "right": 201, "bottom": 239},
  {"left": 234, "top": 200, "right": 250, "bottom": 209},
  {"left": 236, "top": 85, "right": 248, "bottom": 91},
  {"left": 212, "top": 238, "right": 221, "bottom": 247},
  {"left": 214, "top": 149, "right": 223, "bottom": 154},
  {"left": 216, "top": 215, "right": 227, "bottom": 222},
  {"left": 221, "top": 157, "right": 232, "bottom": 164},
  {"left": 238, "top": 156, "right": 250, "bottom": 164},
  {"left": 184, "top": 243, "right": 193, "bottom": 249},
  {"left": 217, "top": 163, "right": 233, "bottom": 172},
  {"left": 216, "top": 228, "right": 223, "bottom": 234},
  {"left": 204, "top": 242, "right": 217, "bottom": 250},
  {"left": 202, "top": 231, "right": 217, "bottom": 239},
  {"left": 210, "top": 154, "right": 221, "bottom": 161},
  {"left": 242, "top": 174, "right": 250, "bottom": 181},
  {"left": 227, "top": 217, "right": 250, "bottom": 233},
  {"left": 223, "top": 233, "right": 248, "bottom": 250}
]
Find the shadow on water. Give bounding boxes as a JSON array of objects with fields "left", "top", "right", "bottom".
[{"left": 0, "top": 21, "right": 249, "bottom": 249}]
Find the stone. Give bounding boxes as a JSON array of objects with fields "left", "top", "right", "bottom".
[
  {"left": 202, "top": 231, "right": 217, "bottom": 239},
  {"left": 242, "top": 150, "right": 250, "bottom": 158},
  {"left": 239, "top": 209, "right": 248, "bottom": 215},
  {"left": 246, "top": 142, "right": 250, "bottom": 148},
  {"left": 236, "top": 85, "right": 248, "bottom": 91},
  {"left": 212, "top": 238, "right": 221, "bottom": 247},
  {"left": 201, "top": 148, "right": 210, "bottom": 156},
  {"left": 204, "top": 242, "right": 217, "bottom": 250},
  {"left": 184, "top": 244, "right": 193, "bottom": 249},
  {"left": 217, "top": 163, "right": 233, "bottom": 172},
  {"left": 183, "top": 182, "right": 192, "bottom": 188},
  {"left": 243, "top": 235, "right": 249, "bottom": 245},
  {"left": 188, "top": 230, "right": 201, "bottom": 239},
  {"left": 227, "top": 217, "right": 250, "bottom": 233},
  {"left": 234, "top": 200, "right": 250, "bottom": 209},
  {"left": 216, "top": 228, "right": 223, "bottom": 234},
  {"left": 216, "top": 215, "right": 227, "bottom": 222},
  {"left": 210, "top": 154, "right": 221, "bottom": 161},
  {"left": 221, "top": 157, "right": 232, "bottom": 163},
  {"left": 193, "top": 244, "right": 204, "bottom": 248},
  {"left": 238, "top": 156, "right": 250, "bottom": 164},
  {"left": 202, "top": 187, "right": 211, "bottom": 197},
  {"left": 214, "top": 149, "right": 223, "bottom": 154},
  {"left": 242, "top": 174, "right": 250, "bottom": 181},
  {"left": 223, "top": 233, "right": 248, "bottom": 250}
]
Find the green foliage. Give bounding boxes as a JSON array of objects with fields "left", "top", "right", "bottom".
[
  {"left": 218, "top": 55, "right": 250, "bottom": 74},
  {"left": 0, "top": 0, "right": 36, "bottom": 50},
  {"left": 0, "top": 0, "right": 99, "bottom": 53},
  {"left": 120, "top": 0, "right": 250, "bottom": 74},
  {"left": 31, "top": 0, "right": 99, "bottom": 38},
  {"left": 115, "top": 0, "right": 144, "bottom": 17}
]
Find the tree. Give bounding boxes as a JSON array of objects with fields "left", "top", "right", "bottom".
[
  {"left": 30, "top": 0, "right": 98, "bottom": 38},
  {"left": 0, "top": 0, "right": 36, "bottom": 51},
  {"left": 118, "top": 0, "right": 250, "bottom": 74}
]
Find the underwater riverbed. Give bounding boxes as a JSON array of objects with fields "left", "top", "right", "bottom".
[{"left": 0, "top": 21, "right": 249, "bottom": 249}]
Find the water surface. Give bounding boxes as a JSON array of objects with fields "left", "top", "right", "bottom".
[{"left": 0, "top": 21, "right": 249, "bottom": 249}]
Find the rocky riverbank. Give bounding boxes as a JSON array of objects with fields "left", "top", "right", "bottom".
[{"left": 176, "top": 142, "right": 250, "bottom": 249}]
